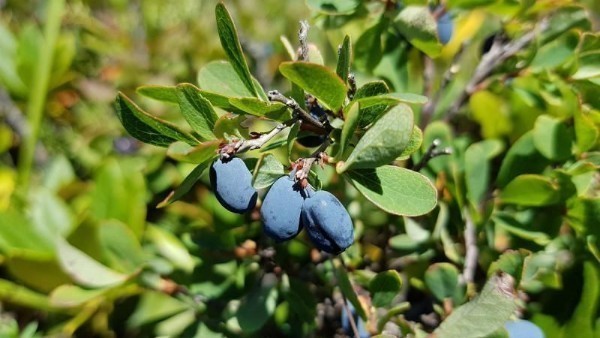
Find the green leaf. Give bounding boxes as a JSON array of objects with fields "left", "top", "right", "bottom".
[
  {"left": 176, "top": 83, "right": 219, "bottom": 141},
  {"left": 394, "top": 6, "right": 442, "bottom": 58},
  {"left": 354, "top": 20, "right": 386, "bottom": 71},
  {"left": 336, "top": 35, "right": 351, "bottom": 82},
  {"left": 339, "top": 104, "right": 414, "bottom": 172},
  {"left": 566, "top": 197, "right": 600, "bottom": 237},
  {"left": 433, "top": 273, "right": 518, "bottom": 338},
  {"left": 425, "top": 263, "right": 463, "bottom": 303},
  {"left": 347, "top": 165, "right": 437, "bottom": 216},
  {"left": 499, "top": 174, "right": 560, "bottom": 206},
  {"left": 252, "top": 154, "right": 285, "bottom": 190},
  {"left": 215, "top": 3, "right": 261, "bottom": 98},
  {"left": 561, "top": 261, "right": 599, "bottom": 337},
  {"left": 57, "top": 237, "right": 129, "bottom": 289},
  {"left": 493, "top": 214, "right": 551, "bottom": 246},
  {"left": 128, "top": 291, "right": 189, "bottom": 328},
  {"left": 115, "top": 93, "right": 197, "bottom": 147},
  {"left": 497, "top": 132, "right": 549, "bottom": 188},
  {"left": 50, "top": 285, "right": 105, "bottom": 308},
  {"left": 533, "top": 115, "right": 572, "bottom": 161},
  {"left": 235, "top": 279, "right": 279, "bottom": 333},
  {"left": 6, "top": 255, "right": 71, "bottom": 292},
  {"left": 0, "top": 210, "right": 54, "bottom": 256},
  {"left": 279, "top": 61, "right": 347, "bottom": 111},
  {"left": 0, "top": 279, "right": 54, "bottom": 312},
  {"left": 167, "top": 140, "right": 220, "bottom": 164},
  {"left": 470, "top": 91, "right": 512, "bottom": 139},
  {"left": 356, "top": 92, "right": 428, "bottom": 107},
  {"left": 574, "top": 108, "right": 599, "bottom": 153},
  {"left": 157, "top": 160, "right": 212, "bottom": 208},
  {"left": 352, "top": 81, "right": 390, "bottom": 128},
  {"left": 335, "top": 262, "right": 367, "bottom": 321},
  {"left": 464, "top": 140, "right": 504, "bottom": 206},
  {"left": 229, "top": 97, "right": 289, "bottom": 121},
  {"left": 197, "top": 60, "right": 254, "bottom": 98},
  {"left": 146, "top": 225, "right": 195, "bottom": 273},
  {"left": 30, "top": 188, "right": 75, "bottom": 239},
  {"left": 287, "top": 122, "right": 300, "bottom": 159},
  {"left": 98, "top": 220, "right": 145, "bottom": 274},
  {"left": 397, "top": 126, "right": 423, "bottom": 160},
  {"left": 90, "top": 158, "right": 146, "bottom": 238},
  {"left": 306, "top": 0, "right": 361, "bottom": 15},
  {"left": 369, "top": 270, "right": 403, "bottom": 308},
  {"left": 337, "top": 103, "right": 360, "bottom": 160},
  {"left": 136, "top": 85, "right": 178, "bottom": 104}
]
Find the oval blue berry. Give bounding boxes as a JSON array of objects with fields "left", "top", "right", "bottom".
[
  {"left": 302, "top": 190, "right": 354, "bottom": 254},
  {"left": 210, "top": 157, "right": 258, "bottom": 213},
  {"left": 261, "top": 176, "right": 306, "bottom": 241}
]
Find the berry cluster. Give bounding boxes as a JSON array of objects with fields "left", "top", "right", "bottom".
[{"left": 210, "top": 157, "right": 354, "bottom": 254}]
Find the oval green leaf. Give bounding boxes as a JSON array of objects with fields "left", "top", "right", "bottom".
[
  {"left": 499, "top": 174, "right": 560, "bottom": 206},
  {"left": 339, "top": 104, "right": 414, "bottom": 172},
  {"left": 279, "top": 61, "right": 347, "bottom": 111},
  {"left": 346, "top": 165, "right": 437, "bottom": 216},
  {"left": 115, "top": 93, "right": 198, "bottom": 147}
]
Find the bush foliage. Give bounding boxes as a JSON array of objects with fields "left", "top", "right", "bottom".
[{"left": 0, "top": 0, "right": 599, "bottom": 337}]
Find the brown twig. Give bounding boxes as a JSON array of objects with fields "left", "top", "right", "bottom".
[
  {"left": 268, "top": 90, "right": 329, "bottom": 130},
  {"left": 298, "top": 20, "right": 310, "bottom": 61},
  {"left": 412, "top": 139, "right": 452, "bottom": 171}
]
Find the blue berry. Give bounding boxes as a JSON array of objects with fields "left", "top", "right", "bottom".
[
  {"left": 210, "top": 157, "right": 258, "bottom": 213},
  {"left": 302, "top": 190, "right": 354, "bottom": 254},
  {"left": 437, "top": 12, "right": 453, "bottom": 45},
  {"left": 261, "top": 176, "right": 306, "bottom": 241}
]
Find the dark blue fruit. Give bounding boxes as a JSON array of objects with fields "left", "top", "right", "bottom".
[
  {"left": 504, "top": 320, "right": 544, "bottom": 338},
  {"left": 302, "top": 190, "right": 354, "bottom": 254},
  {"left": 210, "top": 157, "right": 257, "bottom": 213},
  {"left": 341, "top": 302, "right": 370, "bottom": 338},
  {"left": 261, "top": 176, "right": 306, "bottom": 241},
  {"left": 437, "top": 12, "right": 453, "bottom": 45}
]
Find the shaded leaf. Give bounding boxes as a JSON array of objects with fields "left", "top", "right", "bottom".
[
  {"left": 336, "top": 35, "right": 351, "bottom": 82},
  {"left": 465, "top": 139, "right": 504, "bottom": 206},
  {"left": 499, "top": 174, "right": 560, "bottom": 206},
  {"left": 339, "top": 104, "right": 414, "bottom": 172},
  {"left": 396, "top": 126, "right": 423, "bottom": 160},
  {"left": 424, "top": 263, "right": 463, "bottom": 303},
  {"left": 235, "top": 280, "right": 278, "bottom": 333},
  {"left": 394, "top": 6, "right": 442, "bottom": 58},
  {"left": 176, "top": 83, "right": 219, "bottom": 141},
  {"left": 533, "top": 115, "right": 572, "bottom": 161},
  {"left": 355, "top": 20, "right": 386, "bottom": 71},
  {"left": 335, "top": 262, "right": 367, "bottom": 321},
  {"left": 115, "top": 93, "right": 197, "bottom": 147},
  {"left": 279, "top": 61, "right": 347, "bottom": 111},
  {"left": 252, "top": 154, "right": 285, "bottom": 190},
  {"left": 215, "top": 3, "right": 261, "bottom": 98},
  {"left": 369, "top": 270, "right": 402, "bottom": 308},
  {"left": 146, "top": 225, "right": 195, "bottom": 273},
  {"left": 433, "top": 273, "right": 518, "bottom": 338},
  {"left": 497, "top": 132, "right": 549, "bottom": 188}
]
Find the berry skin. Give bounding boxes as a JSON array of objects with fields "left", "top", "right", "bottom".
[
  {"left": 437, "top": 12, "right": 453, "bottom": 45},
  {"left": 302, "top": 190, "right": 354, "bottom": 254},
  {"left": 504, "top": 320, "right": 544, "bottom": 338},
  {"left": 210, "top": 157, "right": 258, "bottom": 213},
  {"left": 261, "top": 176, "right": 306, "bottom": 241}
]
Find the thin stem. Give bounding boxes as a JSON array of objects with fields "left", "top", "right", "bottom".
[
  {"left": 330, "top": 258, "right": 360, "bottom": 338},
  {"left": 225, "top": 121, "right": 295, "bottom": 158},
  {"left": 413, "top": 139, "right": 452, "bottom": 171},
  {"left": 17, "top": 0, "right": 66, "bottom": 191},
  {"left": 298, "top": 20, "right": 310, "bottom": 61},
  {"left": 461, "top": 207, "right": 478, "bottom": 286},
  {"left": 268, "top": 90, "right": 329, "bottom": 130},
  {"left": 295, "top": 138, "right": 331, "bottom": 181}
]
